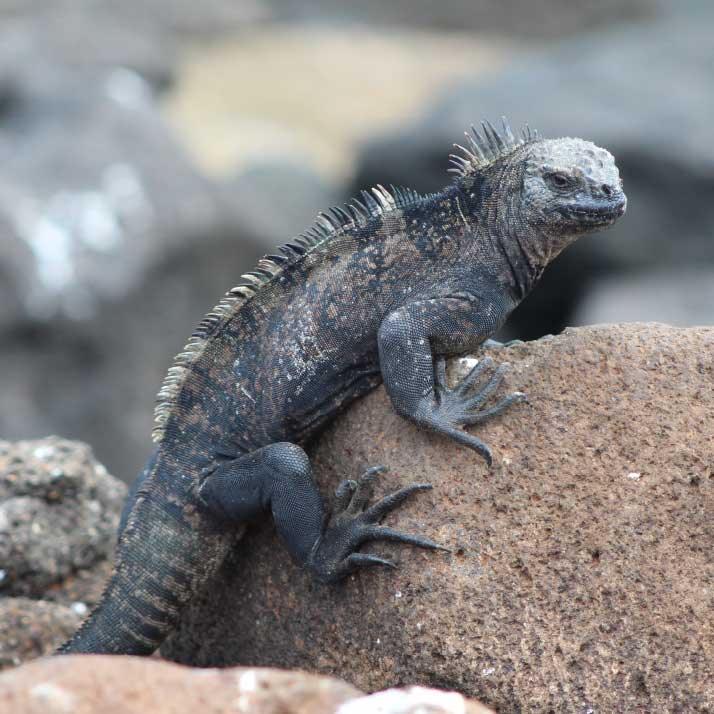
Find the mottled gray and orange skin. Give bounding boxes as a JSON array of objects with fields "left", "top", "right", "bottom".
[{"left": 58, "top": 129, "right": 626, "bottom": 655}]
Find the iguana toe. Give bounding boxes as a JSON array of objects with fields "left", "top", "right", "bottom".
[{"left": 307, "top": 468, "right": 445, "bottom": 582}]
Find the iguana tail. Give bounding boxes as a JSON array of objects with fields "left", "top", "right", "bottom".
[{"left": 57, "top": 464, "right": 232, "bottom": 655}]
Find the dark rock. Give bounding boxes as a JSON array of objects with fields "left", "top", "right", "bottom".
[
  {"left": 0, "top": 2, "right": 266, "bottom": 89},
  {"left": 575, "top": 269, "right": 714, "bottom": 327},
  {"left": 352, "top": 6, "right": 714, "bottom": 338},
  {"left": 0, "top": 216, "right": 32, "bottom": 333},
  {"left": 225, "top": 161, "right": 342, "bottom": 245},
  {"left": 267, "top": 0, "right": 655, "bottom": 38},
  {"left": 0, "top": 67, "right": 17, "bottom": 116},
  {"left": 0, "top": 437, "right": 125, "bottom": 599},
  {"left": 162, "top": 324, "right": 714, "bottom": 713},
  {"left": 0, "top": 437, "right": 124, "bottom": 668},
  {"left": 0, "top": 68, "right": 241, "bottom": 320}
]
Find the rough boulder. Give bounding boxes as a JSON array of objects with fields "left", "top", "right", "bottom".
[{"left": 162, "top": 323, "right": 714, "bottom": 713}]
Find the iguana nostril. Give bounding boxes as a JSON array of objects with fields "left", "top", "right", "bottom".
[{"left": 601, "top": 184, "right": 613, "bottom": 197}]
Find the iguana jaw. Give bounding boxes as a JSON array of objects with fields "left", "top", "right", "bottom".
[{"left": 557, "top": 193, "right": 627, "bottom": 228}]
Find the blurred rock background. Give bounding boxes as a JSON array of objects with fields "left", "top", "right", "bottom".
[{"left": 0, "top": 0, "right": 711, "bottom": 484}]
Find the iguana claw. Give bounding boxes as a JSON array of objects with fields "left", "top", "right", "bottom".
[
  {"left": 416, "top": 355, "right": 527, "bottom": 465},
  {"left": 307, "top": 466, "right": 446, "bottom": 582}
]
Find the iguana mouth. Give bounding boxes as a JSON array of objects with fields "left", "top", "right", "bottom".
[{"left": 559, "top": 197, "right": 626, "bottom": 226}]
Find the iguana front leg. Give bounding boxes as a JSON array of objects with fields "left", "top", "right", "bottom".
[{"left": 377, "top": 293, "right": 525, "bottom": 465}]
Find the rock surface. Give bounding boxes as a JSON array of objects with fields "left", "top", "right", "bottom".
[
  {"left": 0, "top": 656, "right": 494, "bottom": 714},
  {"left": 162, "top": 324, "right": 714, "bottom": 713},
  {"left": 0, "top": 437, "right": 125, "bottom": 667},
  {"left": 0, "top": 437, "right": 124, "bottom": 598},
  {"left": 0, "top": 67, "right": 227, "bottom": 320},
  {"left": 0, "top": 599, "right": 82, "bottom": 670}
]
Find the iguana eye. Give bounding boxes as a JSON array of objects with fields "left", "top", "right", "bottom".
[{"left": 547, "top": 172, "right": 571, "bottom": 190}]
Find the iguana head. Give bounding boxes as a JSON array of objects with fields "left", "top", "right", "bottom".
[
  {"left": 519, "top": 137, "right": 626, "bottom": 239},
  {"left": 450, "top": 120, "right": 626, "bottom": 256}
]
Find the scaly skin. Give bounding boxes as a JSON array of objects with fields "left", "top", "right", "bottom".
[{"left": 58, "top": 120, "right": 626, "bottom": 655}]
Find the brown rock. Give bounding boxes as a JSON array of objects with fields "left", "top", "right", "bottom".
[
  {"left": 162, "top": 324, "right": 714, "bottom": 712},
  {"left": 0, "top": 656, "right": 360, "bottom": 714},
  {"left": 0, "top": 436, "right": 125, "bottom": 599}
]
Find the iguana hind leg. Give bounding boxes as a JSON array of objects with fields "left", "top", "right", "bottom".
[{"left": 198, "top": 442, "right": 444, "bottom": 583}]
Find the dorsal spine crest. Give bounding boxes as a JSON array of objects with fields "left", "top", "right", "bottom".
[{"left": 448, "top": 117, "right": 539, "bottom": 179}]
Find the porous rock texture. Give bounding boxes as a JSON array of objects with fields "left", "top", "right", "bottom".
[
  {"left": 0, "top": 656, "right": 495, "bottom": 714},
  {"left": 0, "top": 599, "right": 82, "bottom": 670},
  {"left": 0, "top": 437, "right": 125, "bottom": 667},
  {"left": 163, "top": 324, "right": 714, "bottom": 713}
]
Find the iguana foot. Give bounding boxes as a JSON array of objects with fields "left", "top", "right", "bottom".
[
  {"left": 197, "top": 443, "right": 445, "bottom": 579},
  {"left": 417, "top": 355, "right": 526, "bottom": 465},
  {"left": 307, "top": 465, "right": 446, "bottom": 583}
]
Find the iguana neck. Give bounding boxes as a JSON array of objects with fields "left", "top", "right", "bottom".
[
  {"left": 456, "top": 169, "right": 551, "bottom": 302},
  {"left": 495, "top": 211, "right": 551, "bottom": 303}
]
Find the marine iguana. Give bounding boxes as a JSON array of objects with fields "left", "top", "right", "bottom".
[{"left": 59, "top": 120, "right": 626, "bottom": 655}]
